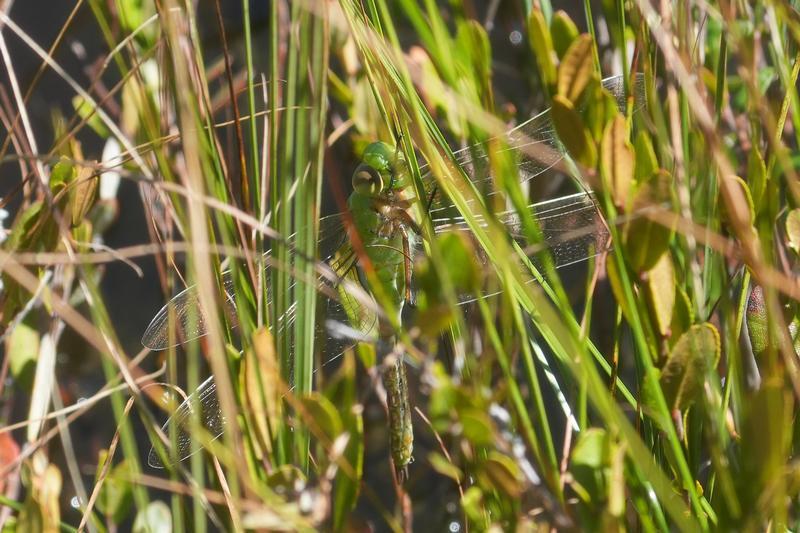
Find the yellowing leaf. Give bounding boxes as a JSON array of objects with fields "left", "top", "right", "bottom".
[
  {"left": 243, "top": 328, "right": 282, "bottom": 458},
  {"left": 645, "top": 253, "right": 676, "bottom": 336},
  {"left": 70, "top": 164, "right": 99, "bottom": 227},
  {"left": 600, "top": 114, "right": 634, "bottom": 210},
  {"left": 786, "top": 209, "right": 800, "bottom": 254},
  {"left": 556, "top": 34, "right": 594, "bottom": 105}
]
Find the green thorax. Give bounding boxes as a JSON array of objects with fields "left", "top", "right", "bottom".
[{"left": 347, "top": 142, "right": 420, "bottom": 310}]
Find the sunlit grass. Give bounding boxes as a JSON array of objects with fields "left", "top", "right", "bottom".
[{"left": 1, "top": 0, "right": 800, "bottom": 530}]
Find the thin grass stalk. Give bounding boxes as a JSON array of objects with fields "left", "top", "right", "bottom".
[
  {"left": 290, "top": 4, "right": 314, "bottom": 471},
  {"left": 266, "top": 0, "right": 293, "bottom": 466},
  {"left": 160, "top": 0, "right": 244, "bottom": 493}
]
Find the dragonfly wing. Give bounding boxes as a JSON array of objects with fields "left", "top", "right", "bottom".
[
  {"left": 148, "top": 375, "right": 223, "bottom": 468},
  {"left": 141, "top": 213, "right": 349, "bottom": 351},
  {"left": 141, "top": 275, "right": 238, "bottom": 350},
  {"left": 146, "top": 283, "right": 370, "bottom": 466},
  {"left": 426, "top": 191, "right": 608, "bottom": 289},
  {"left": 420, "top": 74, "right": 646, "bottom": 209}
]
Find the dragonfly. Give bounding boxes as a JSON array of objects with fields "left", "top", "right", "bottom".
[{"left": 143, "top": 74, "right": 644, "bottom": 473}]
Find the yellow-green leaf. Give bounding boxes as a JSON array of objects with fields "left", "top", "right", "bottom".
[
  {"left": 634, "top": 130, "right": 658, "bottom": 183},
  {"left": 720, "top": 176, "right": 755, "bottom": 228},
  {"left": 786, "top": 209, "right": 800, "bottom": 254},
  {"left": 94, "top": 451, "right": 133, "bottom": 524},
  {"left": 299, "top": 393, "right": 343, "bottom": 445},
  {"left": 428, "top": 452, "right": 463, "bottom": 482},
  {"left": 600, "top": 114, "right": 634, "bottom": 210},
  {"left": 556, "top": 34, "right": 594, "bottom": 105},
  {"left": 551, "top": 94, "right": 596, "bottom": 167},
  {"left": 645, "top": 253, "right": 676, "bottom": 336},
  {"left": 72, "top": 96, "right": 110, "bottom": 138},
  {"left": 243, "top": 328, "right": 281, "bottom": 458},
  {"left": 660, "top": 323, "right": 721, "bottom": 412},
  {"left": 527, "top": 8, "right": 557, "bottom": 87},
  {"left": 570, "top": 428, "right": 608, "bottom": 504},
  {"left": 623, "top": 171, "right": 675, "bottom": 272},
  {"left": 550, "top": 11, "right": 580, "bottom": 59},
  {"left": 746, "top": 284, "right": 768, "bottom": 355},
  {"left": 482, "top": 452, "right": 523, "bottom": 498},
  {"left": 6, "top": 322, "right": 38, "bottom": 381}
]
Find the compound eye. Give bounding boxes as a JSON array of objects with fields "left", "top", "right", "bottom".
[{"left": 352, "top": 164, "right": 383, "bottom": 196}]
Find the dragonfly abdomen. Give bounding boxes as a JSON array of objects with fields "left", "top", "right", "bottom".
[{"left": 382, "top": 351, "right": 414, "bottom": 475}]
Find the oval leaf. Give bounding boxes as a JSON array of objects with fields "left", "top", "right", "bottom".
[
  {"left": 786, "top": 209, "right": 800, "bottom": 254},
  {"left": 552, "top": 94, "right": 596, "bottom": 167},
  {"left": 600, "top": 114, "right": 634, "bottom": 210},
  {"left": 645, "top": 253, "right": 676, "bottom": 337},
  {"left": 550, "top": 11, "right": 580, "bottom": 59},
  {"left": 527, "top": 8, "right": 557, "bottom": 87},
  {"left": 556, "top": 34, "right": 595, "bottom": 105},
  {"left": 660, "top": 323, "right": 721, "bottom": 412}
]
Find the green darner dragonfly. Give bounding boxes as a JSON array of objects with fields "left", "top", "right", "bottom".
[{"left": 142, "top": 74, "right": 644, "bottom": 473}]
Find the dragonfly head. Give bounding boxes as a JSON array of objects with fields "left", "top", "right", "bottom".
[{"left": 352, "top": 142, "right": 407, "bottom": 197}]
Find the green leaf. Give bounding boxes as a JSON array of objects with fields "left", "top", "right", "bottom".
[
  {"left": 481, "top": 452, "right": 523, "bottom": 498},
  {"left": 556, "top": 34, "right": 595, "bottom": 105},
  {"left": 600, "top": 114, "right": 634, "bottom": 210},
  {"left": 570, "top": 428, "right": 608, "bottom": 504},
  {"left": 459, "top": 408, "right": 494, "bottom": 447},
  {"left": 721, "top": 176, "right": 755, "bottom": 228},
  {"left": 527, "top": 8, "right": 557, "bottom": 87},
  {"left": 94, "top": 451, "right": 134, "bottom": 524},
  {"left": 550, "top": 11, "right": 580, "bottom": 59},
  {"left": 746, "top": 284, "right": 768, "bottom": 355},
  {"left": 659, "top": 323, "right": 721, "bottom": 412},
  {"left": 552, "top": 94, "right": 595, "bottom": 167},
  {"left": 50, "top": 157, "right": 76, "bottom": 195},
  {"left": 132, "top": 501, "right": 171, "bottom": 533},
  {"left": 670, "top": 286, "right": 694, "bottom": 345},
  {"left": 299, "top": 393, "right": 343, "bottom": 445},
  {"left": 456, "top": 20, "right": 492, "bottom": 89},
  {"left": 437, "top": 231, "right": 480, "bottom": 292},
  {"left": 461, "top": 486, "right": 486, "bottom": 525},
  {"left": 583, "top": 80, "right": 618, "bottom": 142},
  {"left": 72, "top": 96, "right": 110, "bottom": 138},
  {"left": 634, "top": 130, "right": 658, "bottom": 183},
  {"left": 624, "top": 171, "right": 675, "bottom": 272},
  {"left": 428, "top": 452, "right": 463, "bottom": 483},
  {"left": 6, "top": 322, "right": 38, "bottom": 382}
]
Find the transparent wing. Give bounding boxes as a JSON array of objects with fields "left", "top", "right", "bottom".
[
  {"left": 420, "top": 74, "right": 646, "bottom": 209},
  {"left": 428, "top": 191, "right": 608, "bottom": 272},
  {"left": 148, "top": 375, "right": 222, "bottom": 468},
  {"left": 141, "top": 212, "right": 351, "bottom": 350}
]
